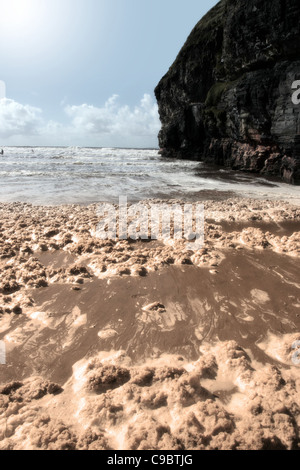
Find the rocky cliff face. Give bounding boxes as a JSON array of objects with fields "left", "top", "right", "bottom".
[{"left": 155, "top": 0, "right": 300, "bottom": 183}]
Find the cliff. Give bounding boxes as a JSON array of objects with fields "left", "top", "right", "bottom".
[{"left": 155, "top": 0, "right": 300, "bottom": 183}]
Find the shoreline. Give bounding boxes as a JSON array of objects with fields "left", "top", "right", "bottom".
[
  {"left": 2, "top": 147, "right": 300, "bottom": 208},
  {"left": 0, "top": 196, "right": 299, "bottom": 450}
]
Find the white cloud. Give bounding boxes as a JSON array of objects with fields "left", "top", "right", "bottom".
[
  {"left": 0, "top": 94, "right": 160, "bottom": 148},
  {"left": 64, "top": 94, "right": 160, "bottom": 146},
  {"left": 0, "top": 98, "right": 42, "bottom": 138}
]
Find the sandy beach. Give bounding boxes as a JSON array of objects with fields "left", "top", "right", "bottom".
[{"left": 0, "top": 196, "right": 299, "bottom": 450}]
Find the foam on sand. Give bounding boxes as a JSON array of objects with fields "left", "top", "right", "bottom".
[{"left": 0, "top": 198, "right": 299, "bottom": 449}]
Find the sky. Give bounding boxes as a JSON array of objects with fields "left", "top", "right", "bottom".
[{"left": 0, "top": 0, "right": 218, "bottom": 148}]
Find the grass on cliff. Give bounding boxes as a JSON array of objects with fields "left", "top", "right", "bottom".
[{"left": 205, "top": 82, "right": 231, "bottom": 106}]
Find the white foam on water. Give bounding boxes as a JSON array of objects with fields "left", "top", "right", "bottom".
[{"left": 0, "top": 147, "right": 299, "bottom": 205}]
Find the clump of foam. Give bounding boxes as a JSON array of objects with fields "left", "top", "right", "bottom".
[
  {"left": 258, "top": 332, "right": 300, "bottom": 366},
  {"left": 0, "top": 340, "right": 299, "bottom": 450}
]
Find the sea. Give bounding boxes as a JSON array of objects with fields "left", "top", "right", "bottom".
[{"left": 0, "top": 146, "right": 299, "bottom": 205}]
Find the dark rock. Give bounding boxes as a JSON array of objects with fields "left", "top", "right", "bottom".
[
  {"left": 1, "top": 281, "right": 21, "bottom": 295},
  {"left": 44, "top": 229, "right": 60, "bottom": 238},
  {"left": 69, "top": 265, "right": 91, "bottom": 277},
  {"left": 155, "top": 0, "right": 300, "bottom": 183},
  {"left": 47, "top": 383, "right": 63, "bottom": 395},
  {"left": 39, "top": 244, "right": 48, "bottom": 252},
  {"left": 0, "top": 382, "right": 23, "bottom": 395},
  {"left": 12, "top": 305, "right": 22, "bottom": 315}
]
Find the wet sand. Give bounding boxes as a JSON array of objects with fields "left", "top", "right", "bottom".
[{"left": 0, "top": 198, "right": 300, "bottom": 450}]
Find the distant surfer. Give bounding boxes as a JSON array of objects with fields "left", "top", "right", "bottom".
[{"left": 0, "top": 149, "right": 3, "bottom": 155}]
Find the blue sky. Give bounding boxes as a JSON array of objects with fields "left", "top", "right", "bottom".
[{"left": 0, "top": 0, "right": 218, "bottom": 147}]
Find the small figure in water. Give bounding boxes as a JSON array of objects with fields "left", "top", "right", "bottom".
[{"left": 0, "top": 149, "right": 3, "bottom": 155}]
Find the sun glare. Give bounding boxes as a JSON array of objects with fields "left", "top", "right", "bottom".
[
  {"left": 0, "top": 0, "right": 71, "bottom": 62},
  {"left": 0, "top": 0, "right": 39, "bottom": 30},
  {"left": 0, "top": 0, "right": 54, "bottom": 51}
]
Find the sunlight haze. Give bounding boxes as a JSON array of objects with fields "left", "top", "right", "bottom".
[{"left": 0, "top": 0, "right": 218, "bottom": 147}]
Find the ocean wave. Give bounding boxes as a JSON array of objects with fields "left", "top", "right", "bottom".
[{"left": 0, "top": 147, "right": 299, "bottom": 206}]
